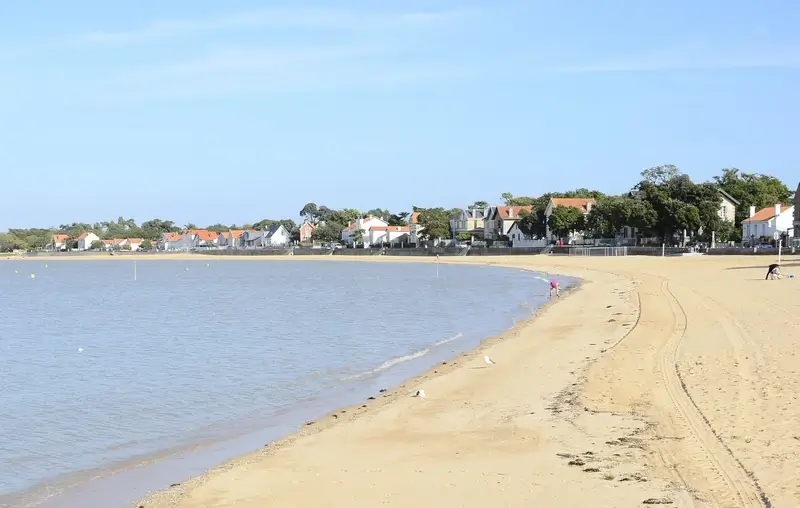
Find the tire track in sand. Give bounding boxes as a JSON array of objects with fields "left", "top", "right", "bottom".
[{"left": 657, "top": 279, "right": 770, "bottom": 507}]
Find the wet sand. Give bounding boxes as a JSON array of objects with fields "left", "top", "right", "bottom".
[{"left": 25, "top": 253, "right": 799, "bottom": 507}]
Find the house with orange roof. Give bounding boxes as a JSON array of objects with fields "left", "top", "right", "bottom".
[
  {"left": 126, "top": 238, "right": 144, "bottom": 251},
  {"left": 742, "top": 203, "right": 795, "bottom": 246},
  {"left": 160, "top": 232, "right": 194, "bottom": 251},
  {"left": 76, "top": 232, "right": 100, "bottom": 251},
  {"left": 483, "top": 205, "right": 533, "bottom": 241},
  {"left": 191, "top": 229, "right": 218, "bottom": 248},
  {"left": 407, "top": 211, "right": 424, "bottom": 245},
  {"left": 218, "top": 230, "right": 245, "bottom": 248},
  {"left": 544, "top": 198, "right": 596, "bottom": 242},
  {"left": 341, "top": 216, "right": 389, "bottom": 246},
  {"left": 47, "top": 234, "right": 70, "bottom": 251}
]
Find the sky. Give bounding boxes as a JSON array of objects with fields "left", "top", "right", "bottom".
[{"left": 1, "top": 0, "right": 799, "bottom": 230}]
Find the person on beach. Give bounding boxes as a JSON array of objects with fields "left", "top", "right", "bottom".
[
  {"left": 549, "top": 279, "right": 560, "bottom": 298},
  {"left": 766, "top": 263, "right": 781, "bottom": 280}
]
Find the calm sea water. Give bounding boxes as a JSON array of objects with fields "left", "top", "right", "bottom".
[{"left": 0, "top": 259, "right": 574, "bottom": 508}]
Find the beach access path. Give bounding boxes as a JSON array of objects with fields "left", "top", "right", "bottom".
[{"left": 107, "top": 254, "right": 796, "bottom": 507}]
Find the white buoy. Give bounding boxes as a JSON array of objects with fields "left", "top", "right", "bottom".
[
  {"left": 77, "top": 348, "right": 83, "bottom": 353},
  {"left": 30, "top": 273, "right": 35, "bottom": 279},
  {"left": 44, "top": 264, "right": 48, "bottom": 268},
  {"left": 484, "top": 355, "right": 496, "bottom": 366}
]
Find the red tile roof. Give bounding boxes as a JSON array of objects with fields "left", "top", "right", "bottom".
[
  {"left": 742, "top": 204, "right": 792, "bottom": 223},
  {"left": 551, "top": 198, "right": 596, "bottom": 213},
  {"left": 496, "top": 205, "right": 533, "bottom": 219}
]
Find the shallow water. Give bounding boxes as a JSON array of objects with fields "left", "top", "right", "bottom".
[{"left": 0, "top": 259, "right": 574, "bottom": 507}]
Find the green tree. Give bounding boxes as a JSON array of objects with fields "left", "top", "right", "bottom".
[
  {"left": 585, "top": 196, "right": 657, "bottom": 239},
  {"left": 365, "top": 208, "right": 391, "bottom": 221},
  {"left": 547, "top": 206, "right": 586, "bottom": 238},
  {"left": 140, "top": 239, "right": 154, "bottom": 251},
  {"left": 501, "top": 192, "right": 514, "bottom": 205},
  {"left": 516, "top": 207, "right": 546, "bottom": 238},
  {"left": 713, "top": 168, "right": 792, "bottom": 228},
  {"left": 416, "top": 208, "right": 452, "bottom": 241},
  {"left": 338, "top": 208, "right": 360, "bottom": 225},
  {"left": 388, "top": 212, "right": 409, "bottom": 226},
  {"left": 456, "top": 232, "right": 472, "bottom": 241},
  {"left": 90, "top": 240, "right": 105, "bottom": 250},
  {"left": 0, "top": 233, "right": 25, "bottom": 252},
  {"left": 508, "top": 196, "right": 537, "bottom": 206},
  {"left": 468, "top": 200, "right": 488, "bottom": 209},
  {"left": 311, "top": 222, "right": 343, "bottom": 243},
  {"left": 299, "top": 202, "right": 319, "bottom": 223},
  {"left": 641, "top": 164, "right": 681, "bottom": 185},
  {"left": 350, "top": 228, "right": 364, "bottom": 246}
]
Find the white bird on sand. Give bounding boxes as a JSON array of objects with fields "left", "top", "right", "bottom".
[
  {"left": 484, "top": 355, "right": 496, "bottom": 366},
  {"left": 413, "top": 389, "right": 426, "bottom": 398}
]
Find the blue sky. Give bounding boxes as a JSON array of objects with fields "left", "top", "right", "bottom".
[{"left": 2, "top": 0, "right": 799, "bottom": 230}]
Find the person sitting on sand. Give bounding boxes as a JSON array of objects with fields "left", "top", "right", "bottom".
[
  {"left": 766, "top": 263, "right": 781, "bottom": 280},
  {"left": 549, "top": 279, "right": 560, "bottom": 298}
]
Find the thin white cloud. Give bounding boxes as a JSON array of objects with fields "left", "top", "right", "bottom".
[
  {"left": 79, "top": 7, "right": 477, "bottom": 45},
  {"left": 539, "top": 41, "right": 800, "bottom": 74},
  {"left": 87, "top": 43, "right": 474, "bottom": 103}
]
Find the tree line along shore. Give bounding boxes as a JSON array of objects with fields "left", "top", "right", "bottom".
[{"left": 0, "top": 165, "right": 796, "bottom": 253}]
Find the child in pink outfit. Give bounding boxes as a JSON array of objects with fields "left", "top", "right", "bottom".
[{"left": 549, "top": 280, "right": 560, "bottom": 298}]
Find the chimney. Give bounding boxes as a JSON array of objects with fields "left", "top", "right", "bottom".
[
  {"left": 749, "top": 206, "right": 756, "bottom": 217},
  {"left": 508, "top": 207, "right": 514, "bottom": 218},
  {"left": 775, "top": 203, "right": 781, "bottom": 217}
]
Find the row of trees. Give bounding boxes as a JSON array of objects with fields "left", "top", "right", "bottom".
[
  {"left": 510, "top": 166, "right": 793, "bottom": 243},
  {"left": 0, "top": 217, "right": 302, "bottom": 252},
  {"left": 1, "top": 166, "right": 792, "bottom": 252}
]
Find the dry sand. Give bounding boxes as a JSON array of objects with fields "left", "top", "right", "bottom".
[{"left": 41, "top": 253, "right": 796, "bottom": 507}]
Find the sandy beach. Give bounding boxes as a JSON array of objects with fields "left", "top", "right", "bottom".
[{"left": 24, "top": 253, "right": 796, "bottom": 507}]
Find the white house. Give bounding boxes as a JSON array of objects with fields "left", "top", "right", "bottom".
[
  {"left": 544, "top": 198, "right": 596, "bottom": 242},
  {"left": 76, "top": 232, "right": 100, "bottom": 251},
  {"left": 341, "top": 216, "right": 389, "bottom": 246},
  {"left": 193, "top": 230, "right": 218, "bottom": 248},
  {"left": 264, "top": 224, "right": 290, "bottom": 246},
  {"left": 127, "top": 238, "right": 143, "bottom": 251},
  {"left": 742, "top": 203, "right": 795, "bottom": 245},
  {"left": 48, "top": 234, "right": 70, "bottom": 251},
  {"left": 365, "top": 225, "right": 410, "bottom": 246},
  {"left": 508, "top": 221, "right": 547, "bottom": 248},
  {"left": 483, "top": 206, "right": 532, "bottom": 240}
]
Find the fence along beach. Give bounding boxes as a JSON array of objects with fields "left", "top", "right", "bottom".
[{"left": 127, "top": 253, "right": 798, "bottom": 508}]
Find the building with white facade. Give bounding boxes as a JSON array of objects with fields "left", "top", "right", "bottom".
[{"left": 742, "top": 203, "right": 795, "bottom": 245}]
